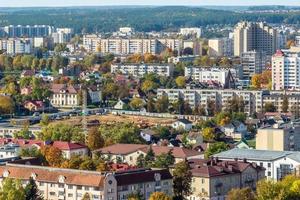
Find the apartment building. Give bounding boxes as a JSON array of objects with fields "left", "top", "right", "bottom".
[
  {"left": 3, "top": 25, "right": 54, "bottom": 38},
  {"left": 214, "top": 148, "right": 300, "bottom": 181},
  {"left": 0, "top": 163, "right": 173, "bottom": 200},
  {"left": 111, "top": 63, "right": 174, "bottom": 77},
  {"left": 256, "top": 123, "right": 300, "bottom": 151},
  {"left": 93, "top": 144, "right": 203, "bottom": 165},
  {"left": 208, "top": 38, "right": 233, "bottom": 57},
  {"left": 0, "top": 125, "right": 41, "bottom": 138},
  {"left": 82, "top": 34, "right": 102, "bottom": 52},
  {"left": 5, "top": 38, "right": 33, "bottom": 55},
  {"left": 184, "top": 67, "right": 235, "bottom": 88},
  {"left": 50, "top": 84, "right": 101, "bottom": 108},
  {"left": 180, "top": 28, "right": 201, "bottom": 38},
  {"left": 52, "top": 28, "right": 73, "bottom": 44},
  {"left": 187, "top": 159, "right": 265, "bottom": 200},
  {"left": 233, "top": 21, "right": 278, "bottom": 56},
  {"left": 241, "top": 51, "right": 266, "bottom": 79},
  {"left": 157, "top": 89, "right": 264, "bottom": 115},
  {"left": 272, "top": 50, "right": 300, "bottom": 90}
]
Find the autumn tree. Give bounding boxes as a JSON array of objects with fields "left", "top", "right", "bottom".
[
  {"left": 173, "top": 161, "right": 192, "bottom": 200},
  {"left": 226, "top": 187, "right": 255, "bottom": 200},
  {"left": 81, "top": 193, "right": 91, "bottom": 200},
  {"left": 251, "top": 74, "right": 261, "bottom": 89},
  {"left": 41, "top": 146, "right": 63, "bottom": 167},
  {"left": 202, "top": 127, "right": 215, "bottom": 141},
  {"left": 87, "top": 127, "right": 104, "bottom": 151},
  {"left": 0, "top": 96, "right": 15, "bottom": 114},
  {"left": 0, "top": 178, "right": 25, "bottom": 200},
  {"left": 149, "top": 192, "right": 172, "bottom": 200},
  {"left": 142, "top": 80, "right": 157, "bottom": 93},
  {"left": 130, "top": 97, "right": 145, "bottom": 110},
  {"left": 155, "top": 96, "right": 169, "bottom": 113},
  {"left": 175, "top": 76, "right": 186, "bottom": 88},
  {"left": 264, "top": 102, "right": 277, "bottom": 112}
]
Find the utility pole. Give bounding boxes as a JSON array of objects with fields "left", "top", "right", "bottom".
[{"left": 82, "top": 87, "right": 88, "bottom": 144}]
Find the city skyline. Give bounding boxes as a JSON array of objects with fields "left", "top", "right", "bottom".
[{"left": 0, "top": 0, "right": 299, "bottom": 7}]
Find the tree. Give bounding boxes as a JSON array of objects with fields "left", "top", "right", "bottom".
[
  {"left": 25, "top": 177, "right": 42, "bottom": 200},
  {"left": 204, "top": 142, "right": 229, "bottom": 159},
  {"left": 264, "top": 102, "right": 277, "bottom": 112},
  {"left": 173, "top": 161, "right": 192, "bottom": 200},
  {"left": 282, "top": 95, "right": 289, "bottom": 113},
  {"left": 175, "top": 76, "right": 186, "bottom": 88},
  {"left": 79, "top": 157, "right": 96, "bottom": 170},
  {"left": 14, "top": 126, "right": 32, "bottom": 139},
  {"left": 40, "top": 114, "right": 50, "bottom": 126},
  {"left": 0, "top": 178, "right": 26, "bottom": 200},
  {"left": 226, "top": 187, "right": 255, "bottom": 200},
  {"left": 0, "top": 96, "right": 14, "bottom": 114},
  {"left": 149, "top": 192, "right": 172, "bottom": 200},
  {"left": 153, "top": 150, "right": 175, "bottom": 168},
  {"left": 202, "top": 127, "right": 215, "bottom": 141},
  {"left": 136, "top": 154, "right": 146, "bottom": 168},
  {"left": 130, "top": 97, "right": 145, "bottom": 110},
  {"left": 142, "top": 80, "right": 157, "bottom": 92},
  {"left": 145, "top": 146, "right": 155, "bottom": 166},
  {"left": 251, "top": 74, "right": 262, "bottom": 89},
  {"left": 41, "top": 146, "right": 63, "bottom": 167},
  {"left": 81, "top": 193, "right": 91, "bottom": 200},
  {"left": 87, "top": 127, "right": 104, "bottom": 151},
  {"left": 147, "top": 97, "right": 156, "bottom": 112},
  {"left": 155, "top": 96, "right": 169, "bottom": 113},
  {"left": 127, "top": 192, "right": 143, "bottom": 200}
]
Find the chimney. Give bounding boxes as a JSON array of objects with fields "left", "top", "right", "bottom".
[{"left": 243, "top": 158, "right": 247, "bottom": 163}]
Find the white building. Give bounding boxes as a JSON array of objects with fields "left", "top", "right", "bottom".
[
  {"left": 6, "top": 38, "right": 32, "bottom": 55},
  {"left": 180, "top": 28, "right": 201, "bottom": 38},
  {"left": 214, "top": 148, "right": 300, "bottom": 181},
  {"left": 208, "top": 38, "right": 233, "bottom": 57},
  {"left": 172, "top": 119, "right": 193, "bottom": 131},
  {"left": 184, "top": 67, "right": 235, "bottom": 88},
  {"left": 272, "top": 50, "right": 300, "bottom": 90},
  {"left": 111, "top": 64, "right": 174, "bottom": 77}
]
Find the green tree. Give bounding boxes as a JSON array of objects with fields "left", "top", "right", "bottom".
[
  {"left": 173, "top": 161, "right": 192, "bottom": 200},
  {"left": 142, "top": 80, "right": 157, "bottom": 92},
  {"left": 136, "top": 154, "right": 146, "bottom": 168},
  {"left": 264, "top": 102, "right": 277, "bottom": 112},
  {"left": 87, "top": 127, "right": 104, "bottom": 151},
  {"left": 155, "top": 96, "right": 169, "bottom": 113},
  {"left": 147, "top": 97, "right": 156, "bottom": 112},
  {"left": 205, "top": 142, "right": 229, "bottom": 159},
  {"left": 129, "top": 97, "right": 145, "bottom": 110},
  {"left": 153, "top": 150, "right": 175, "bottom": 168},
  {"left": 226, "top": 187, "right": 255, "bottom": 200},
  {"left": 145, "top": 146, "right": 155, "bottom": 166},
  {"left": 40, "top": 114, "right": 50, "bottom": 126},
  {"left": 0, "top": 178, "right": 26, "bottom": 200},
  {"left": 25, "top": 177, "right": 43, "bottom": 200}
]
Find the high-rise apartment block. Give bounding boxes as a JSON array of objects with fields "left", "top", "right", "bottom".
[
  {"left": 208, "top": 38, "right": 233, "bottom": 57},
  {"left": 241, "top": 51, "right": 266, "bottom": 79},
  {"left": 234, "top": 22, "right": 278, "bottom": 56},
  {"left": 272, "top": 50, "right": 300, "bottom": 90},
  {"left": 3, "top": 25, "right": 54, "bottom": 38}
]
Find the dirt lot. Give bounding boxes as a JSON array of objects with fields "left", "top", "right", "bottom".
[{"left": 50, "top": 114, "right": 176, "bottom": 127}]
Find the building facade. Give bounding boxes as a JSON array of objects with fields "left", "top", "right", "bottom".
[
  {"left": 111, "top": 64, "right": 174, "bottom": 77},
  {"left": 241, "top": 51, "right": 266, "bottom": 79}
]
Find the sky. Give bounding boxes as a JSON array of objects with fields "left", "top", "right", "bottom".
[{"left": 0, "top": 0, "right": 299, "bottom": 7}]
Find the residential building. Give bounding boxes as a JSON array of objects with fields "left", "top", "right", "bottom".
[
  {"left": 172, "top": 119, "right": 193, "bottom": 131},
  {"left": 256, "top": 123, "right": 300, "bottom": 151},
  {"left": 52, "top": 28, "right": 74, "bottom": 44},
  {"left": 0, "top": 144, "right": 20, "bottom": 160},
  {"left": 221, "top": 121, "right": 248, "bottom": 140},
  {"left": 187, "top": 158, "right": 265, "bottom": 200},
  {"left": 111, "top": 64, "right": 174, "bottom": 77},
  {"left": 50, "top": 84, "right": 101, "bottom": 108},
  {"left": 241, "top": 51, "right": 266, "bottom": 79},
  {"left": 0, "top": 125, "right": 41, "bottom": 138},
  {"left": 168, "top": 55, "right": 199, "bottom": 64},
  {"left": 272, "top": 50, "right": 300, "bottom": 90},
  {"left": 23, "top": 100, "right": 45, "bottom": 112},
  {"left": 0, "top": 163, "right": 173, "bottom": 200},
  {"left": 208, "top": 38, "right": 233, "bottom": 57},
  {"left": 3, "top": 25, "right": 54, "bottom": 38},
  {"left": 0, "top": 138, "right": 88, "bottom": 159},
  {"left": 180, "top": 28, "right": 202, "bottom": 38},
  {"left": 93, "top": 143, "right": 203, "bottom": 165},
  {"left": 6, "top": 38, "right": 33, "bottom": 55},
  {"left": 214, "top": 148, "right": 300, "bottom": 180},
  {"left": 184, "top": 67, "right": 235, "bottom": 88},
  {"left": 233, "top": 21, "right": 278, "bottom": 56}
]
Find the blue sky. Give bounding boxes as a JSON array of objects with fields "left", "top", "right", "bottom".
[{"left": 1, "top": 0, "right": 299, "bottom": 7}]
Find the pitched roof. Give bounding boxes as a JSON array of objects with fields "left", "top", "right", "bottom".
[
  {"left": 94, "top": 143, "right": 202, "bottom": 159},
  {"left": 188, "top": 158, "right": 264, "bottom": 178},
  {"left": 176, "top": 119, "right": 192, "bottom": 124},
  {"left": 51, "top": 84, "right": 80, "bottom": 94},
  {"left": 0, "top": 164, "right": 105, "bottom": 187},
  {"left": 114, "top": 168, "right": 172, "bottom": 186}
]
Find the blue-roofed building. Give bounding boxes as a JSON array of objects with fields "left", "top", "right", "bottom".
[{"left": 213, "top": 148, "right": 300, "bottom": 181}]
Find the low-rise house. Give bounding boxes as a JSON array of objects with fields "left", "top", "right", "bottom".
[
  {"left": 0, "top": 125, "right": 41, "bottom": 138},
  {"left": 93, "top": 143, "right": 203, "bottom": 165},
  {"left": 20, "top": 87, "right": 32, "bottom": 95},
  {"left": 214, "top": 148, "right": 300, "bottom": 180},
  {"left": 172, "top": 119, "right": 193, "bottom": 131},
  {"left": 187, "top": 158, "right": 265, "bottom": 200},
  {"left": 23, "top": 100, "right": 45, "bottom": 112},
  {"left": 114, "top": 99, "right": 130, "bottom": 110},
  {"left": 0, "top": 163, "right": 173, "bottom": 200},
  {"left": 186, "top": 131, "right": 203, "bottom": 145},
  {"left": 0, "top": 144, "right": 20, "bottom": 160},
  {"left": 140, "top": 129, "right": 159, "bottom": 143},
  {"left": 221, "top": 121, "right": 247, "bottom": 140},
  {"left": 0, "top": 139, "right": 88, "bottom": 159}
]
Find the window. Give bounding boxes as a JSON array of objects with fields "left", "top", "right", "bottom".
[
  {"left": 39, "top": 182, "right": 44, "bottom": 186},
  {"left": 68, "top": 185, "right": 73, "bottom": 189},
  {"left": 84, "top": 186, "right": 89, "bottom": 191},
  {"left": 58, "top": 191, "right": 64, "bottom": 196},
  {"left": 268, "top": 163, "right": 271, "bottom": 168},
  {"left": 50, "top": 192, "right": 56, "bottom": 196},
  {"left": 77, "top": 186, "right": 82, "bottom": 190},
  {"left": 58, "top": 184, "right": 64, "bottom": 188},
  {"left": 68, "top": 193, "right": 73, "bottom": 197},
  {"left": 268, "top": 171, "right": 271, "bottom": 176}
]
